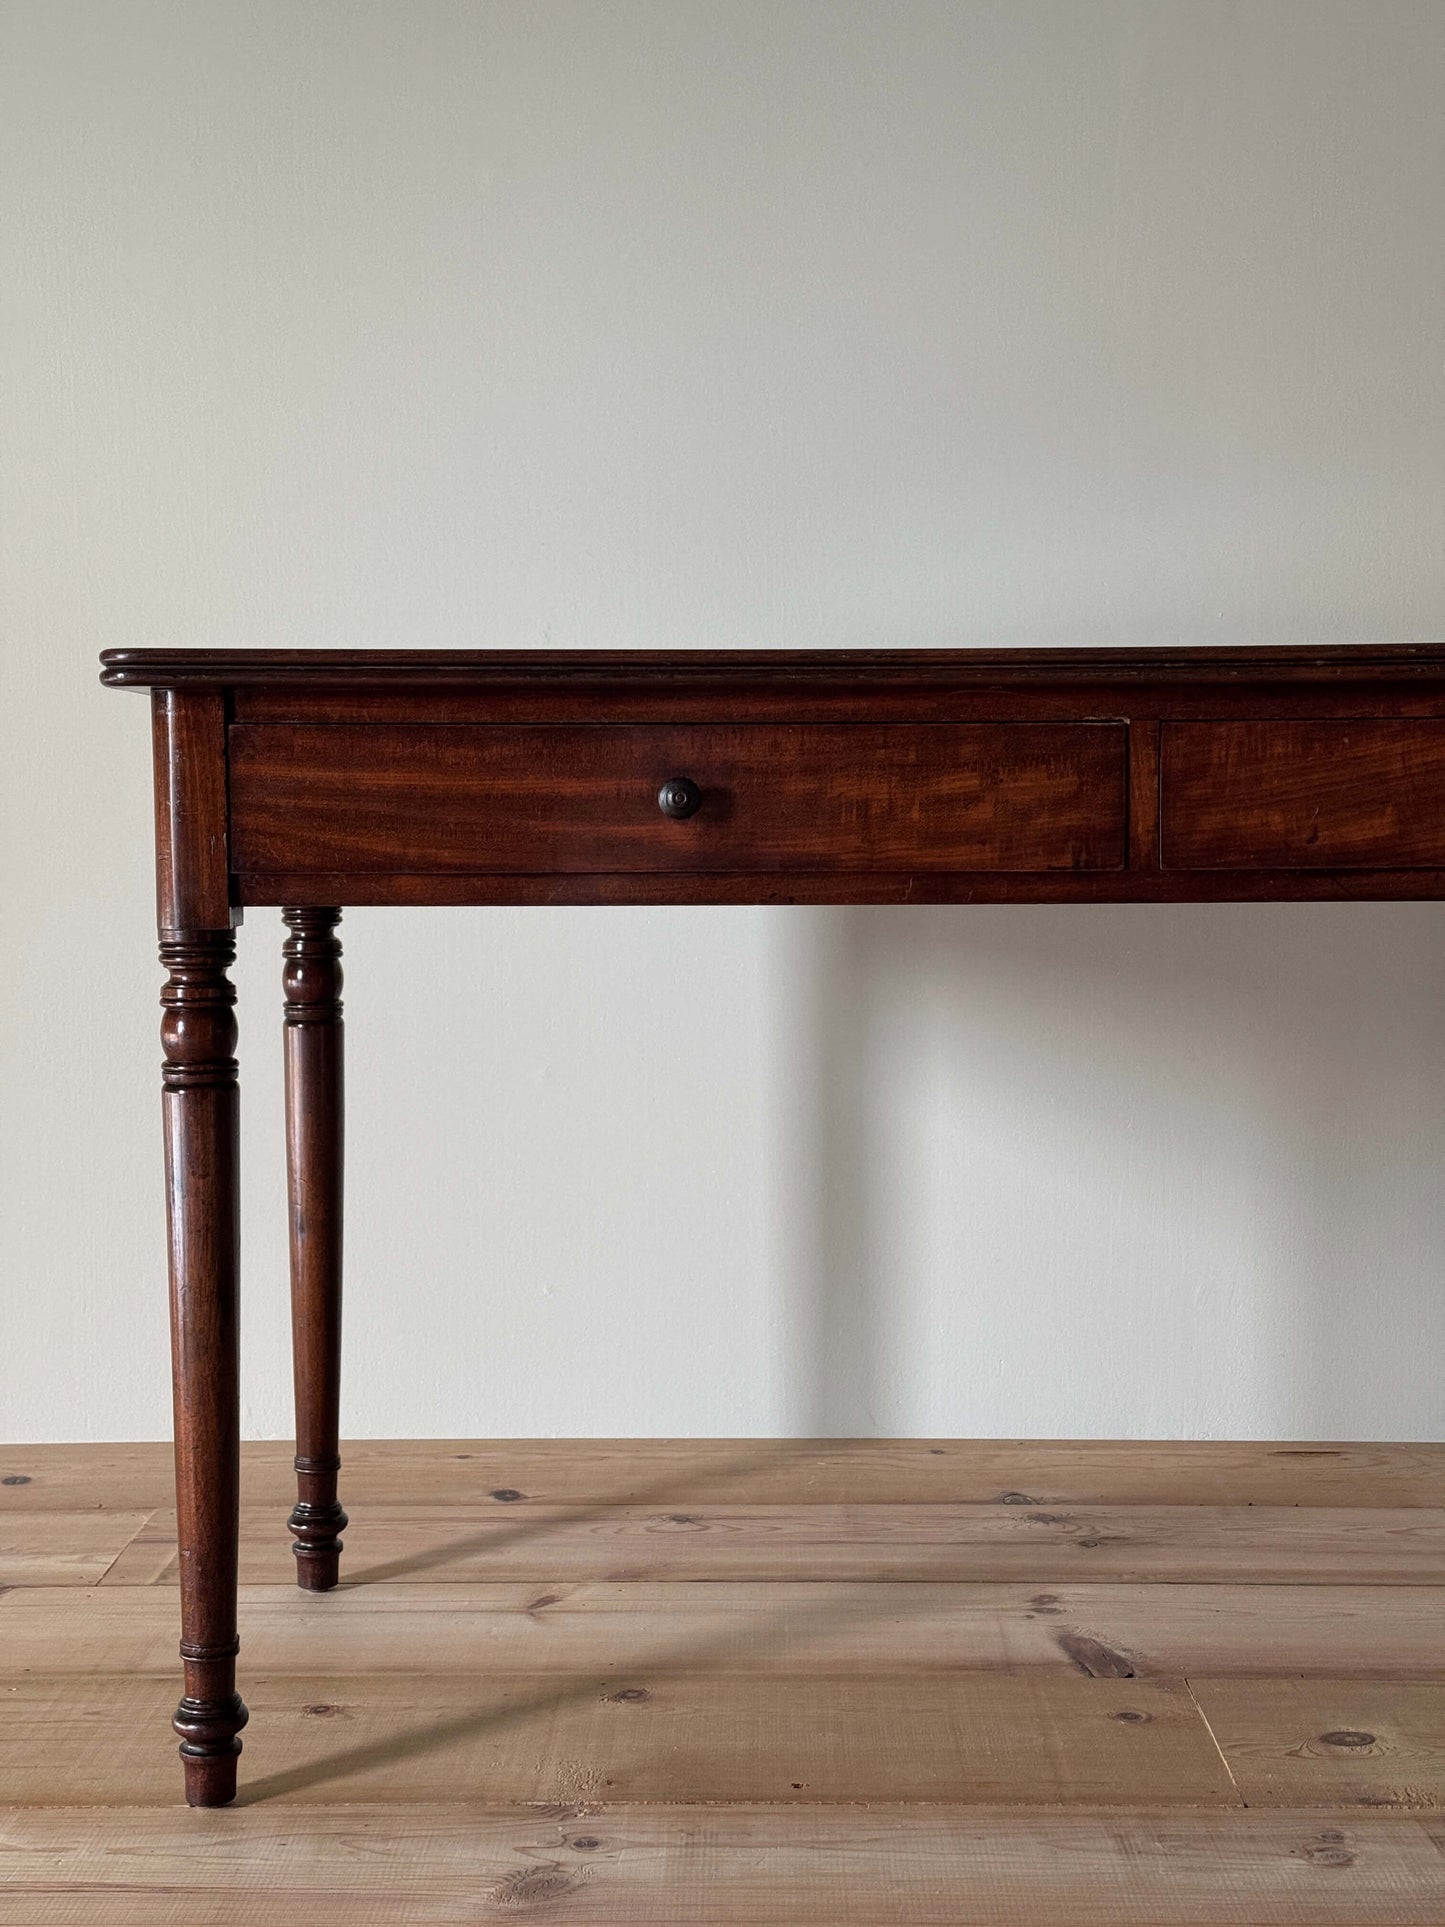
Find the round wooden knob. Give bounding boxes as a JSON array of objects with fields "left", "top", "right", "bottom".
[{"left": 657, "top": 777, "right": 702, "bottom": 820}]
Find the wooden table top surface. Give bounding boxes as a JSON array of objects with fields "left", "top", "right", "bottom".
[{"left": 100, "top": 643, "right": 1445, "bottom": 688}]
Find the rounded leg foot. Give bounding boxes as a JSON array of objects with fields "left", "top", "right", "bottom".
[
  {"left": 294, "top": 1544, "right": 341, "bottom": 1591},
  {"left": 174, "top": 1691, "right": 247, "bottom": 1807},
  {"left": 288, "top": 1499, "right": 347, "bottom": 1591},
  {"left": 181, "top": 1746, "right": 240, "bottom": 1807}
]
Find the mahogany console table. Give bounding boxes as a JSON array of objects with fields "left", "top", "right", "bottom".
[{"left": 101, "top": 643, "right": 1445, "bottom": 1805}]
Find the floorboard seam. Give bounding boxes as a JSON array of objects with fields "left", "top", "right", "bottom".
[
  {"left": 1183, "top": 1673, "right": 1247, "bottom": 1809},
  {"left": 93, "top": 1508, "right": 157, "bottom": 1587}
]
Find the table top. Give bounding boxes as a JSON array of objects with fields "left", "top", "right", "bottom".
[{"left": 99, "top": 644, "right": 1445, "bottom": 689}]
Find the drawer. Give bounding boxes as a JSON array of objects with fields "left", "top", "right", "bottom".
[
  {"left": 1161, "top": 721, "right": 1445, "bottom": 868},
  {"left": 229, "top": 722, "right": 1127, "bottom": 874}
]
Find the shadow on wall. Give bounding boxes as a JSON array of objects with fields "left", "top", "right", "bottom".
[{"left": 771, "top": 902, "right": 1445, "bottom": 1441}]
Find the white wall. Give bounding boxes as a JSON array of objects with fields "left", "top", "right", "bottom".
[{"left": 3, "top": 1, "right": 1442, "bottom": 1442}]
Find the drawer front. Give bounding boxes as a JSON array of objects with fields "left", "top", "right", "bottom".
[
  {"left": 1161, "top": 721, "right": 1445, "bottom": 869},
  {"left": 230, "top": 723, "right": 1126, "bottom": 874}
]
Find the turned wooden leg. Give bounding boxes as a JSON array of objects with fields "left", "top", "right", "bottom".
[
  {"left": 161, "top": 931, "right": 249, "bottom": 1808},
  {"left": 282, "top": 907, "right": 347, "bottom": 1591}
]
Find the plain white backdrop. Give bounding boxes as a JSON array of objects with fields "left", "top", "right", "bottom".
[{"left": 2, "top": 1, "right": 1442, "bottom": 1441}]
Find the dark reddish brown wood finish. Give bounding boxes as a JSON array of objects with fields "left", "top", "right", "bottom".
[
  {"left": 149, "top": 687, "right": 247, "bottom": 1807},
  {"left": 282, "top": 908, "right": 347, "bottom": 1592},
  {"left": 230, "top": 723, "right": 1128, "bottom": 876},
  {"left": 150, "top": 690, "right": 232, "bottom": 931},
  {"left": 159, "top": 931, "right": 247, "bottom": 1807},
  {"left": 235, "top": 866, "right": 1445, "bottom": 905},
  {"left": 1127, "top": 721, "right": 1162, "bottom": 871},
  {"left": 102, "top": 645, "right": 1445, "bottom": 1808},
  {"left": 1161, "top": 720, "right": 1445, "bottom": 869},
  {"left": 98, "top": 643, "right": 1445, "bottom": 690}
]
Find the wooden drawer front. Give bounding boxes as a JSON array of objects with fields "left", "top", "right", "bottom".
[
  {"left": 1161, "top": 721, "right": 1445, "bottom": 869},
  {"left": 230, "top": 723, "right": 1126, "bottom": 874}
]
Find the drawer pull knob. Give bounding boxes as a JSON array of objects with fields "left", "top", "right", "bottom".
[{"left": 657, "top": 777, "right": 702, "bottom": 820}]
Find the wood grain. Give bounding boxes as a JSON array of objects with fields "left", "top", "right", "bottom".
[
  {"left": 148, "top": 688, "right": 232, "bottom": 932},
  {"left": 1162, "top": 720, "right": 1445, "bottom": 869},
  {"left": 93, "top": 1502, "right": 1445, "bottom": 1588},
  {"left": 0, "top": 1510, "right": 152, "bottom": 1586},
  {"left": 1194, "top": 1680, "right": 1445, "bottom": 1810},
  {"left": 7, "top": 1580, "right": 1443, "bottom": 1681},
  {"left": 0, "top": 1671, "right": 1238, "bottom": 1807},
  {"left": 3, "top": 1806, "right": 1441, "bottom": 1927},
  {"left": 6, "top": 1441, "right": 1444, "bottom": 1919},
  {"left": 1128, "top": 718, "right": 1162, "bottom": 868},
  {"left": 229, "top": 722, "right": 1129, "bottom": 875},
  {"left": 3, "top": 1438, "right": 1438, "bottom": 1511}
]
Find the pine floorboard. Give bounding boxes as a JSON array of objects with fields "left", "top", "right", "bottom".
[
  {"left": 4, "top": 1437, "right": 1441, "bottom": 1509},
  {"left": 0, "top": 1511, "right": 152, "bottom": 1588},
  {"left": 1, "top": 1440, "right": 1441, "bottom": 1924},
  {"left": 2, "top": 1807, "right": 1442, "bottom": 1926},
  {"left": 7, "top": 1578, "right": 1442, "bottom": 1678},
  {"left": 92, "top": 1500, "right": 1445, "bottom": 1587}
]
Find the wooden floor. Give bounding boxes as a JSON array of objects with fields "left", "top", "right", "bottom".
[{"left": 1, "top": 1440, "right": 1443, "bottom": 1924}]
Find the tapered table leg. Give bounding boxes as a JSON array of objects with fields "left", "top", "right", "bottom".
[
  {"left": 282, "top": 907, "right": 347, "bottom": 1591},
  {"left": 161, "top": 931, "right": 248, "bottom": 1808}
]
